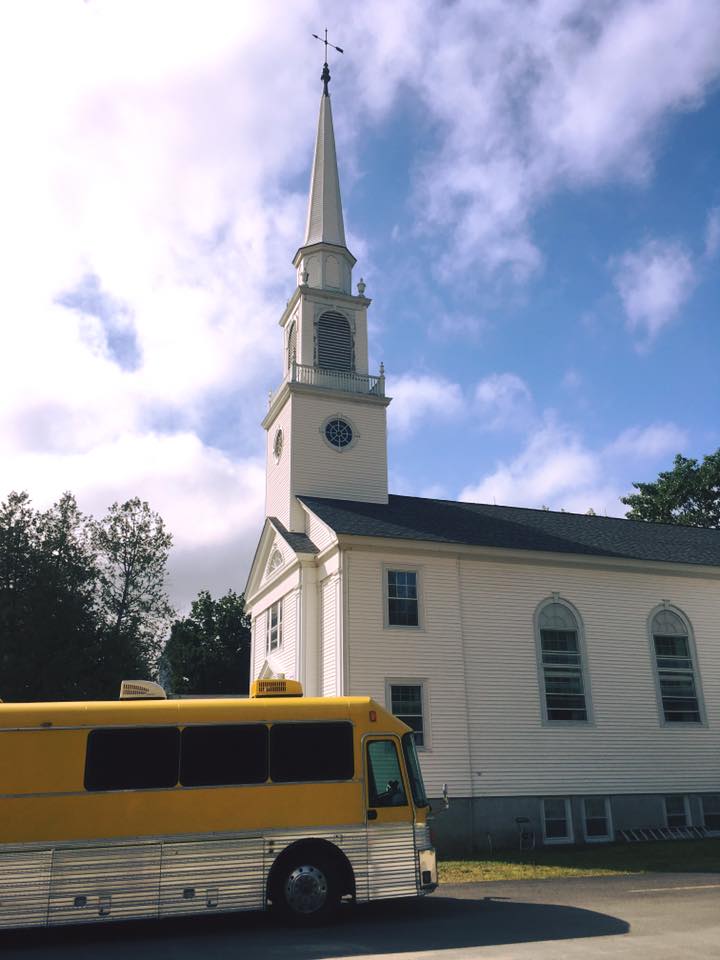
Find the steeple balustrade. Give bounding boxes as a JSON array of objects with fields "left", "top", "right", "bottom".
[{"left": 269, "top": 361, "right": 385, "bottom": 407}]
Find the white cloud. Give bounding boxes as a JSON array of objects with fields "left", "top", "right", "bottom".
[
  {"left": 474, "top": 373, "right": 534, "bottom": 431},
  {"left": 0, "top": 0, "right": 717, "bottom": 606},
  {"left": 459, "top": 416, "right": 688, "bottom": 516},
  {"left": 460, "top": 419, "right": 604, "bottom": 510},
  {"left": 606, "top": 423, "right": 687, "bottom": 460},
  {"left": 372, "top": 0, "right": 720, "bottom": 277},
  {"left": 611, "top": 238, "right": 696, "bottom": 341},
  {"left": 705, "top": 206, "right": 720, "bottom": 259},
  {"left": 388, "top": 374, "right": 463, "bottom": 436},
  {"left": 431, "top": 313, "right": 488, "bottom": 341}
]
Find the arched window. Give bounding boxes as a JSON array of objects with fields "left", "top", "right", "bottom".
[
  {"left": 316, "top": 310, "right": 353, "bottom": 371},
  {"left": 536, "top": 600, "right": 589, "bottom": 722},
  {"left": 286, "top": 321, "right": 297, "bottom": 372},
  {"left": 650, "top": 607, "right": 702, "bottom": 723}
]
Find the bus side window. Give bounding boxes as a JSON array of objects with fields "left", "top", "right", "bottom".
[
  {"left": 180, "top": 725, "right": 268, "bottom": 786},
  {"left": 367, "top": 740, "right": 407, "bottom": 807},
  {"left": 269, "top": 722, "right": 354, "bottom": 782},
  {"left": 84, "top": 727, "right": 180, "bottom": 791}
]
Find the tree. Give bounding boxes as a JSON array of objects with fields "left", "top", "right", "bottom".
[
  {"left": 92, "top": 498, "right": 174, "bottom": 691},
  {"left": 162, "top": 590, "right": 251, "bottom": 696},
  {"left": 0, "top": 492, "right": 100, "bottom": 701},
  {"left": 622, "top": 450, "right": 720, "bottom": 528}
]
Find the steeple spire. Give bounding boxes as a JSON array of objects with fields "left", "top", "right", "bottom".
[{"left": 304, "top": 52, "right": 346, "bottom": 248}]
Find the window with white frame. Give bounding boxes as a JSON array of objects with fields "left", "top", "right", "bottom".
[
  {"left": 266, "top": 600, "right": 282, "bottom": 652},
  {"left": 537, "top": 601, "right": 589, "bottom": 722},
  {"left": 386, "top": 570, "right": 419, "bottom": 627},
  {"left": 583, "top": 797, "right": 612, "bottom": 841},
  {"left": 651, "top": 609, "right": 702, "bottom": 723},
  {"left": 542, "top": 798, "right": 573, "bottom": 843},
  {"left": 702, "top": 795, "right": 720, "bottom": 831},
  {"left": 664, "top": 795, "right": 689, "bottom": 828},
  {"left": 388, "top": 682, "right": 426, "bottom": 748}
]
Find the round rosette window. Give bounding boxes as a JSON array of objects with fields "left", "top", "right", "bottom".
[
  {"left": 324, "top": 417, "right": 353, "bottom": 449},
  {"left": 273, "top": 428, "right": 284, "bottom": 462}
]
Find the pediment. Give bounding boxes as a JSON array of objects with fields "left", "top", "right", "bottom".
[{"left": 245, "top": 518, "right": 305, "bottom": 600}]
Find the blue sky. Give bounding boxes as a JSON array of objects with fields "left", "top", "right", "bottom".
[{"left": 1, "top": 1, "right": 718, "bottom": 608}]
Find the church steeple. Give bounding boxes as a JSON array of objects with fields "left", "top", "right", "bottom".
[
  {"left": 263, "top": 55, "right": 390, "bottom": 533},
  {"left": 293, "top": 60, "right": 356, "bottom": 295},
  {"left": 304, "top": 63, "right": 346, "bottom": 249}
]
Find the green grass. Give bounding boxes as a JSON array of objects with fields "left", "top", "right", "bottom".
[{"left": 439, "top": 838, "right": 720, "bottom": 884}]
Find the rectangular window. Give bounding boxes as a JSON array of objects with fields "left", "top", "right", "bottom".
[
  {"left": 180, "top": 724, "right": 268, "bottom": 787},
  {"left": 85, "top": 727, "right": 179, "bottom": 792},
  {"left": 269, "top": 722, "right": 354, "bottom": 782},
  {"left": 702, "top": 795, "right": 720, "bottom": 831},
  {"left": 542, "top": 797, "right": 573, "bottom": 843},
  {"left": 366, "top": 739, "right": 408, "bottom": 807},
  {"left": 389, "top": 683, "right": 425, "bottom": 747},
  {"left": 583, "top": 797, "right": 611, "bottom": 841},
  {"left": 387, "top": 570, "right": 419, "bottom": 627},
  {"left": 664, "top": 795, "right": 689, "bottom": 828},
  {"left": 653, "top": 635, "right": 701, "bottom": 723},
  {"left": 540, "top": 629, "right": 588, "bottom": 721},
  {"left": 267, "top": 600, "right": 282, "bottom": 652}
]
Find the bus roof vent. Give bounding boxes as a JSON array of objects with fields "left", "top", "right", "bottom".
[
  {"left": 119, "top": 680, "right": 167, "bottom": 701},
  {"left": 250, "top": 679, "right": 303, "bottom": 698}
]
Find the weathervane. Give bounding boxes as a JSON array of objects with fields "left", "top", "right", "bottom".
[{"left": 312, "top": 29, "right": 343, "bottom": 94}]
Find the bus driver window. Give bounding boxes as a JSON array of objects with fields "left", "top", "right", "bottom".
[{"left": 367, "top": 740, "right": 408, "bottom": 807}]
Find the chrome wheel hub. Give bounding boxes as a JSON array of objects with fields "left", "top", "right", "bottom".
[{"left": 285, "top": 864, "right": 328, "bottom": 914}]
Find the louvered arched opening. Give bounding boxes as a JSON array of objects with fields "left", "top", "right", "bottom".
[
  {"left": 316, "top": 310, "right": 354, "bottom": 371},
  {"left": 286, "top": 321, "right": 297, "bottom": 372}
]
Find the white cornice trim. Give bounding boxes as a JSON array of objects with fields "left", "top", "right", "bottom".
[{"left": 333, "top": 534, "right": 720, "bottom": 580}]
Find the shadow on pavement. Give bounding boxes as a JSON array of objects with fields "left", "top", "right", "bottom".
[{"left": 0, "top": 894, "right": 630, "bottom": 959}]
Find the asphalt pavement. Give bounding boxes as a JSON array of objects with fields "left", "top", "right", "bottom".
[{"left": 1, "top": 872, "right": 719, "bottom": 959}]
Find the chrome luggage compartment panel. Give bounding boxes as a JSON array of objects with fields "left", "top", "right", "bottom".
[
  {"left": 48, "top": 843, "right": 161, "bottom": 925},
  {"left": 159, "top": 837, "right": 264, "bottom": 916},
  {"left": 367, "top": 822, "right": 417, "bottom": 900},
  {"left": 0, "top": 849, "right": 52, "bottom": 929}
]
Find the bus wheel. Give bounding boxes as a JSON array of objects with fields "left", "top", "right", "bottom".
[{"left": 275, "top": 853, "right": 340, "bottom": 923}]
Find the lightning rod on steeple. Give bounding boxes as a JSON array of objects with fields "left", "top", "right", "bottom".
[{"left": 312, "top": 29, "right": 343, "bottom": 95}]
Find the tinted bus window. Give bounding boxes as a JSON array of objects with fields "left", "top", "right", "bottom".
[
  {"left": 269, "top": 722, "right": 354, "bottom": 782},
  {"left": 180, "top": 724, "right": 268, "bottom": 786},
  {"left": 85, "top": 727, "right": 179, "bottom": 791}
]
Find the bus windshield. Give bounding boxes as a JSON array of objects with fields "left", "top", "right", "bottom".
[{"left": 401, "top": 733, "right": 428, "bottom": 807}]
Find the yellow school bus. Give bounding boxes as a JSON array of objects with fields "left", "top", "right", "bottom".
[{"left": 0, "top": 679, "right": 436, "bottom": 929}]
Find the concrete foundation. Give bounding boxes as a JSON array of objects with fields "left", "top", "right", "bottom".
[{"left": 428, "top": 792, "right": 718, "bottom": 857}]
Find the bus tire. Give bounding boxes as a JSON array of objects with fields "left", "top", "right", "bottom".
[{"left": 270, "top": 847, "right": 342, "bottom": 924}]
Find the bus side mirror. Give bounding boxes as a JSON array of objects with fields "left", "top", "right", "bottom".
[{"left": 442, "top": 782, "right": 449, "bottom": 810}]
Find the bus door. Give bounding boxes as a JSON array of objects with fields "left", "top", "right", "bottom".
[{"left": 364, "top": 736, "right": 418, "bottom": 898}]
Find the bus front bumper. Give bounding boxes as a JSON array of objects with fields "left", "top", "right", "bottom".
[{"left": 418, "top": 847, "right": 438, "bottom": 894}]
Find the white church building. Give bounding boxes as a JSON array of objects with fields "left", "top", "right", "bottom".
[{"left": 245, "top": 64, "right": 720, "bottom": 852}]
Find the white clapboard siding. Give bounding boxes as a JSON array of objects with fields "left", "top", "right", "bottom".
[
  {"left": 320, "top": 576, "right": 339, "bottom": 696},
  {"left": 344, "top": 545, "right": 720, "bottom": 799},
  {"left": 265, "top": 400, "right": 293, "bottom": 528},
  {"left": 251, "top": 589, "right": 300, "bottom": 682},
  {"left": 290, "top": 393, "right": 387, "bottom": 504},
  {"left": 273, "top": 589, "right": 299, "bottom": 680},
  {"left": 458, "top": 555, "right": 720, "bottom": 797},
  {"left": 251, "top": 609, "right": 267, "bottom": 679},
  {"left": 345, "top": 551, "right": 474, "bottom": 796},
  {"left": 305, "top": 509, "right": 337, "bottom": 553}
]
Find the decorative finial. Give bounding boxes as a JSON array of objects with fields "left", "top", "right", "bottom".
[
  {"left": 312, "top": 29, "right": 343, "bottom": 95},
  {"left": 379, "top": 361, "right": 385, "bottom": 376},
  {"left": 357, "top": 277, "right": 366, "bottom": 295}
]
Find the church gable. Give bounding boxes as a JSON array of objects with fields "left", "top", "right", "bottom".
[{"left": 245, "top": 517, "right": 318, "bottom": 600}]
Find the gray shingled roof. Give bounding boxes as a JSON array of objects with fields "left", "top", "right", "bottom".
[
  {"left": 269, "top": 518, "right": 318, "bottom": 555},
  {"left": 298, "top": 495, "right": 720, "bottom": 567}
]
